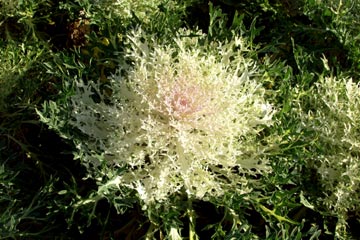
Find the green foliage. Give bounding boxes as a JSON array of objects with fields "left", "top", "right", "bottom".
[
  {"left": 0, "top": 41, "right": 46, "bottom": 111},
  {"left": 2, "top": 0, "right": 360, "bottom": 238},
  {"left": 302, "top": 0, "right": 360, "bottom": 78}
]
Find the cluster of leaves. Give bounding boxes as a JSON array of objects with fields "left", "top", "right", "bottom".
[
  {"left": 294, "top": 75, "right": 360, "bottom": 238},
  {"left": 1, "top": 0, "right": 360, "bottom": 239}
]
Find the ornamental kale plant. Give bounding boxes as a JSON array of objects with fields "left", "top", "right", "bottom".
[
  {"left": 40, "top": 28, "right": 275, "bottom": 207},
  {"left": 298, "top": 75, "right": 360, "bottom": 237}
]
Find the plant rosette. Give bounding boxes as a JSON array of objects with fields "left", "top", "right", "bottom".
[{"left": 59, "top": 28, "right": 275, "bottom": 205}]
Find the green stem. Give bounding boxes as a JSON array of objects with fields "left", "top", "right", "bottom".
[
  {"left": 258, "top": 204, "right": 299, "bottom": 225},
  {"left": 187, "top": 198, "right": 198, "bottom": 240}
]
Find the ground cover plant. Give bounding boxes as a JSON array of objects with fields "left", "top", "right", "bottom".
[{"left": 1, "top": 0, "right": 360, "bottom": 239}]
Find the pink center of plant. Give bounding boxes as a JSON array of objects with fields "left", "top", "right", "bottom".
[{"left": 164, "top": 82, "right": 207, "bottom": 120}]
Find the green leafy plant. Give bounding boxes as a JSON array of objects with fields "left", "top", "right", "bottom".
[
  {"left": 2, "top": 0, "right": 360, "bottom": 238},
  {"left": 0, "top": 41, "right": 46, "bottom": 111},
  {"left": 297, "top": 75, "right": 360, "bottom": 239},
  {"left": 38, "top": 23, "right": 279, "bottom": 236}
]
